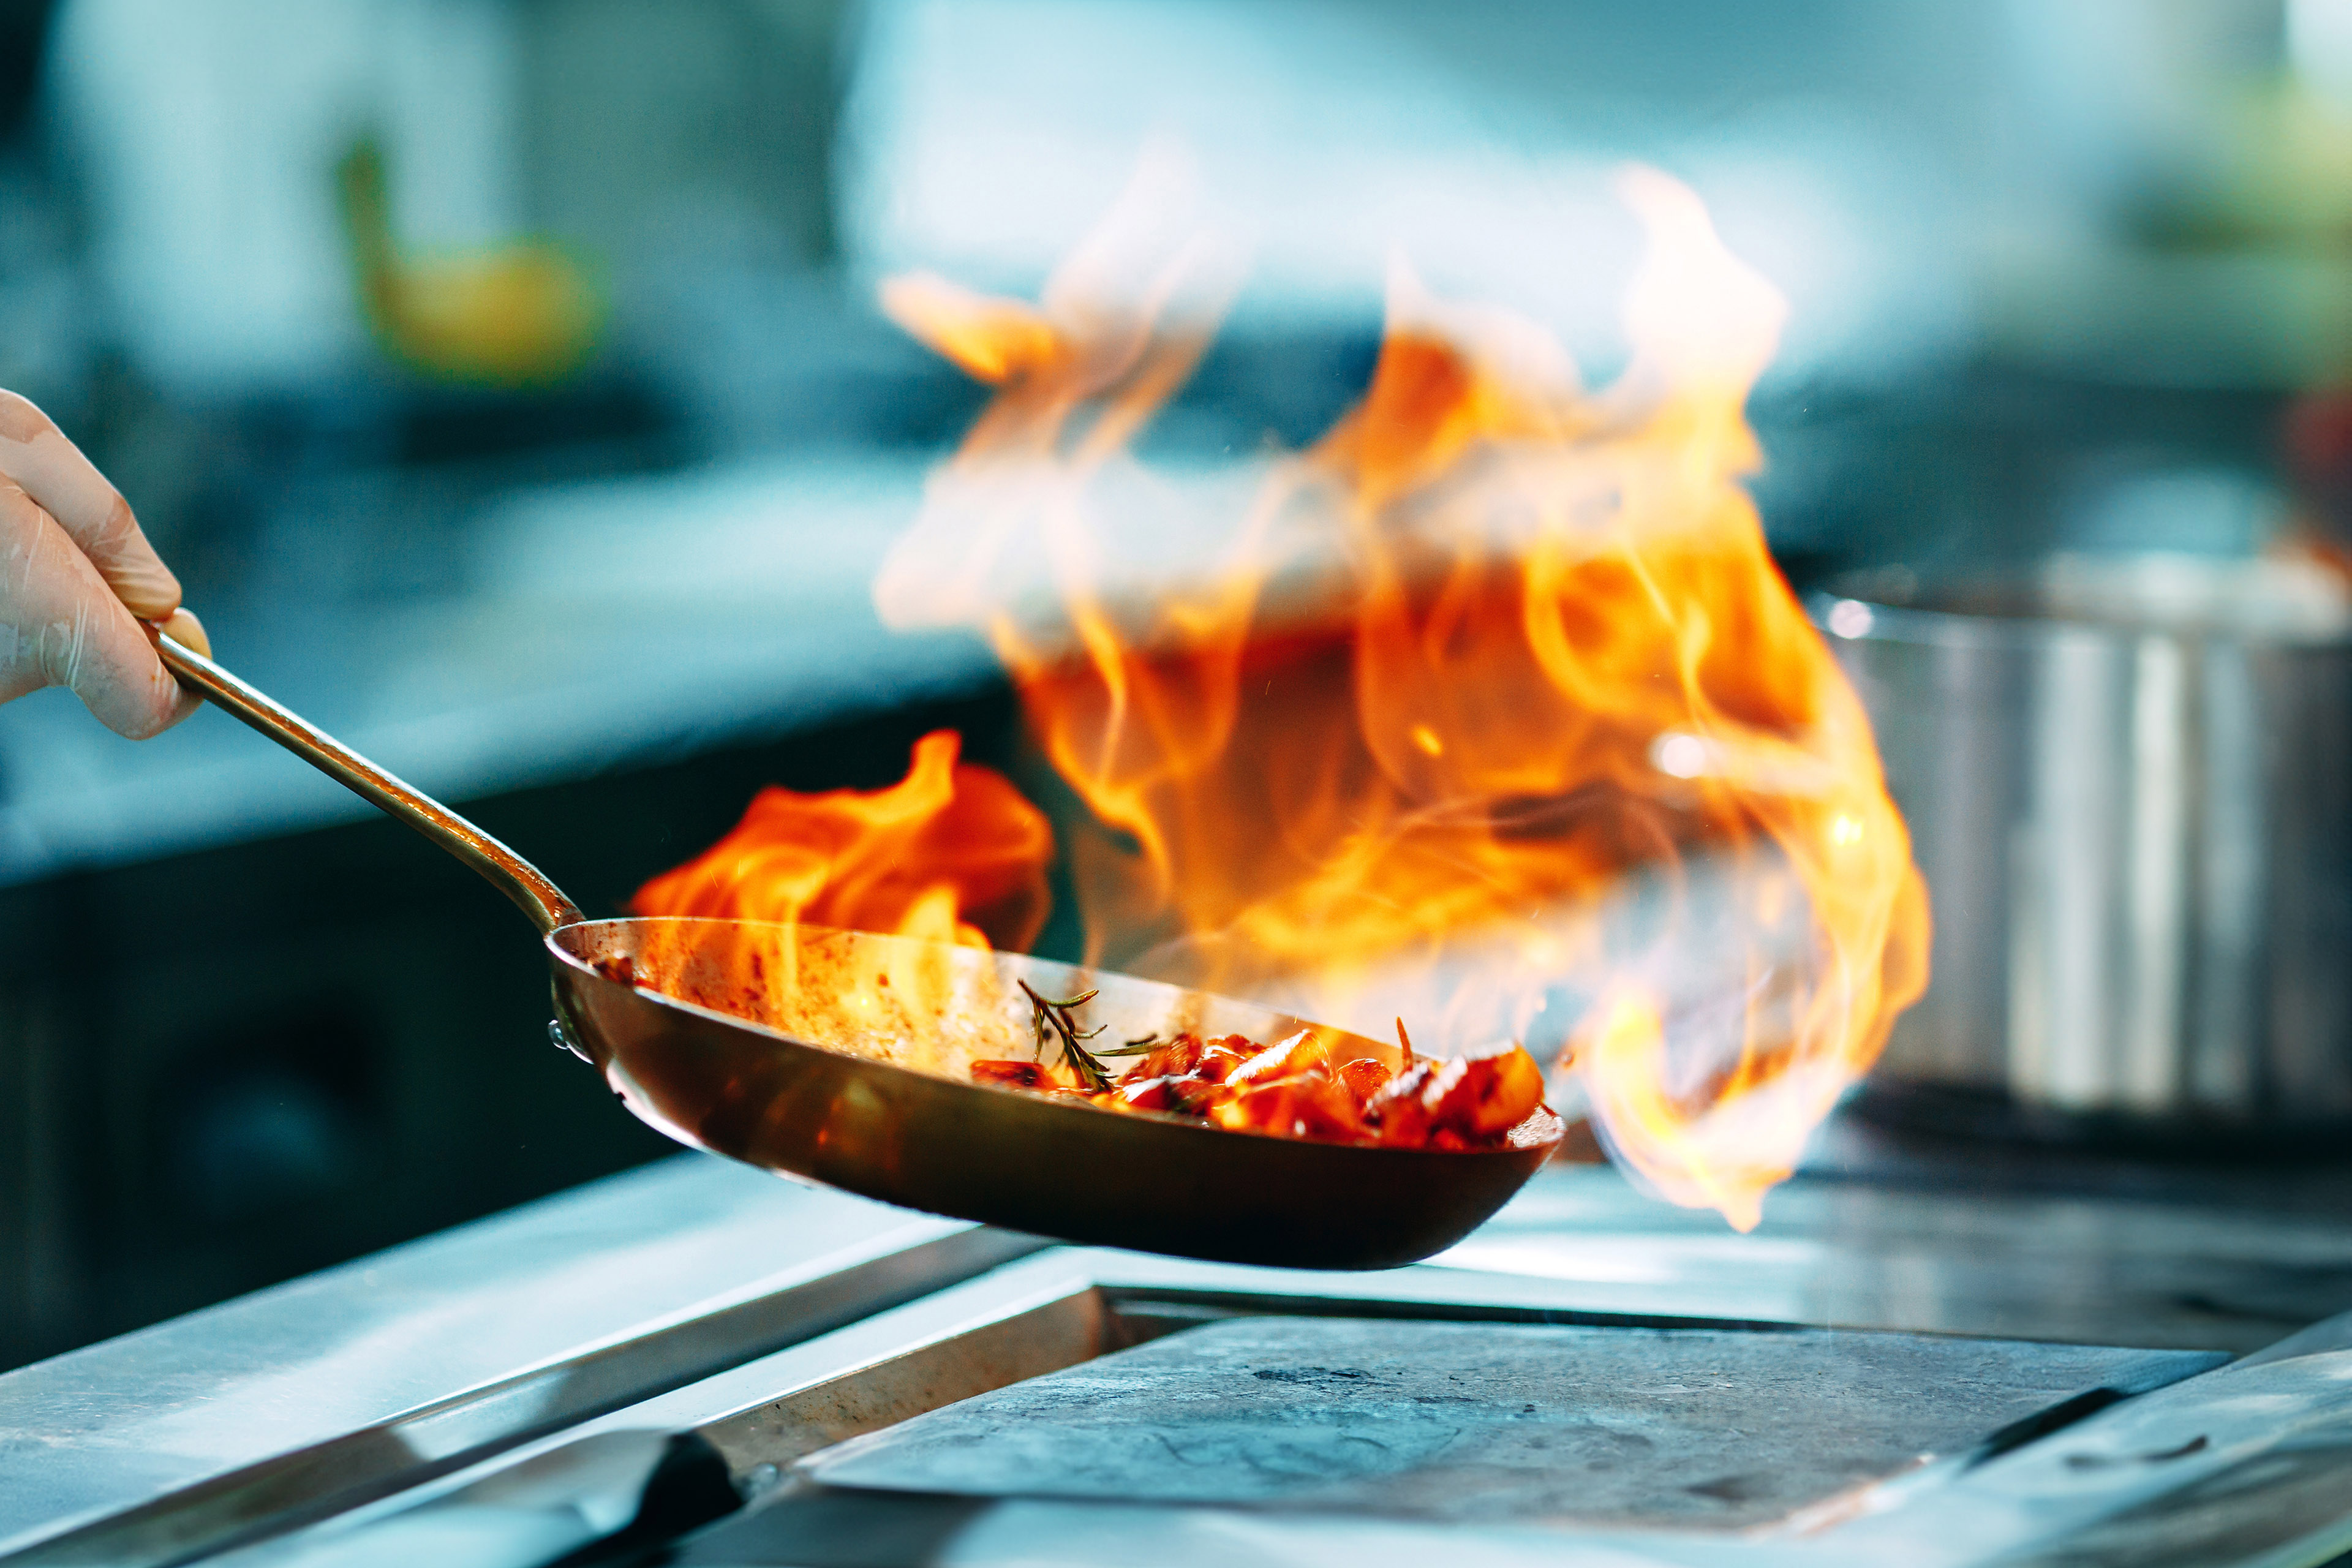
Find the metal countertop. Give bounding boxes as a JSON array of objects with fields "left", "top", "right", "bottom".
[
  {"left": 0, "top": 1157, "right": 1020, "bottom": 1556},
  {"left": 6, "top": 1139, "right": 2351, "bottom": 1558}
]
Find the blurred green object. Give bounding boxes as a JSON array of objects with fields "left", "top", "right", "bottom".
[
  {"left": 1983, "top": 23, "right": 2352, "bottom": 388},
  {"left": 337, "top": 135, "right": 604, "bottom": 386}
]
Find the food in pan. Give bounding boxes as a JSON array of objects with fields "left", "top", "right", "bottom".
[
  {"left": 591, "top": 941, "right": 1553, "bottom": 1153},
  {"left": 973, "top": 982, "right": 1553, "bottom": 1151}
]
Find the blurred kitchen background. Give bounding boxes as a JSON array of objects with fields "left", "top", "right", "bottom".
[{"left": 2, "top": 0, "right": 2348, "bottom": 1371}]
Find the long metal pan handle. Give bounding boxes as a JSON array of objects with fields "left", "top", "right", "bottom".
[{"left": 152, "top": 630, "right": 584, "bottom": 935}]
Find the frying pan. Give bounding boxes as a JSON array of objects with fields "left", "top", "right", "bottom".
[{"left": 153, "top": 633, "right": 1561, "bottom": 1269}]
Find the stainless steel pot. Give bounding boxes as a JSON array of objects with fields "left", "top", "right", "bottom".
[{"left": 1818, "top": 554, "right": 2352, "bottom": 1139}]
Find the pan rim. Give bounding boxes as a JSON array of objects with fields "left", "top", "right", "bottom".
[{"left": 546, "top": 915, "right": 1566, "bottom": 1163}]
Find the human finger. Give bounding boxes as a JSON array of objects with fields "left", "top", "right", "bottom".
[
  {"left": 157, "top": 605, "right": 211, "bottom": 658},
  {"left": 0, "top": 389, "right": 183, "bottom": 620},
  {"left": 0, "top": 484, "right": 198, "bottom": 737}
]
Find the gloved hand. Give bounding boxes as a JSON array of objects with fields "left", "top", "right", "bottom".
[{"left": 1, "top": 390, "right": 208, "bottom": 737}]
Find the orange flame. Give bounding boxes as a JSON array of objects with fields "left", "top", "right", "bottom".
[
  {"left": 627, "top": 731, "right": 1057, "bottom": 1079},
  {"left": 633, "top": 729, "right": 1054, "bottom": 953},
  {"left": 870, "top": 163, "right": 1929, "bottom": 1229}
]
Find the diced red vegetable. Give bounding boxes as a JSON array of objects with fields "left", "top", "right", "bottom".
[{"left": 968, "top": 1020, "right": 1550, "bottom": 1152}]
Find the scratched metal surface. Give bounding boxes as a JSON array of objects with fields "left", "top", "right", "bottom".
[{"left": 794, "top": 1317, "right": 2222, "bottom": 1530}]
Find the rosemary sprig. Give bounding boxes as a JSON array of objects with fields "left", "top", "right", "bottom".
[
  {"left": 1091, "top": 1033, "right": 1163, "bottom": 1058},
  {"left": 1019, "top": 979, "right": 1114, "bottom": 1092}
]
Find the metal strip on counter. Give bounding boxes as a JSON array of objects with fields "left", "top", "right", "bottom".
[{"left": 0, "top": 1155, "right": 1042, "bottom": 1565}]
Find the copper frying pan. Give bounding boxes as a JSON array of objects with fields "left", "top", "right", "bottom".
[{"left": 154, "top": 633, "right": 1561, "bottom": 1269}]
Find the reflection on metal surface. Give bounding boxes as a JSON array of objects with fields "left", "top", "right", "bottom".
[
  {"left": 9, "top": 1158, "right": 2352, "bottom": 1566},
  {"left": 1438, "top": 1166, "right": 2352, "bottom": 1353},
  {"left": 4, "top": 1224, "right": 1041, "bottom": 1568},
  {"left": 0, "top": 1159, "right": 1034, "bottom": 1565},
  {"left": 1819, "top": 559, "right": 2352, "bottom": 1131},
  {"left": 794, "top": 1317, "right": 2217, "bottom": 1531},
  {"left": 671, "top": 1329, "right": 2352, "bottom": 1568},
  {"left": 551, "top": 919, "right": 1557, "bottom": 1270}
]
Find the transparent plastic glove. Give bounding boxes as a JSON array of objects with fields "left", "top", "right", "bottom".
[{"left": 0, "top": 390, "right": 208, "bottom": 737}]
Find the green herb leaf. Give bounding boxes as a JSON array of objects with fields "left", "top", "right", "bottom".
[{"left": 1017, "top": 979, "right": 1114, "bottom": 1092}]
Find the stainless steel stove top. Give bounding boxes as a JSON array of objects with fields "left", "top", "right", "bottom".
[
  {"left": 3, "top": 1147, "right": 2350, "bottom": 1567},
  {"left": 785, "top": 1317, "right": 2217, "bottom": 1529}
]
